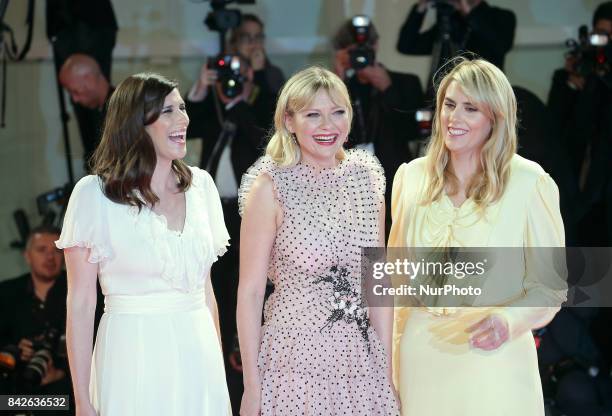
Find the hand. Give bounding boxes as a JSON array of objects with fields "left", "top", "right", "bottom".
[
  {"left": 40, "top": 359, "right": 66, "bottom": 386},
  {"left": 75, "top": 402, "right": 97, "bottom": 416},
  {"left": 564, "top": 56, "right": 585, "bottom": 90},
  {"left": 17, "top": 338, "right": 34, "bottom": 361},
  {"left": 358, "top": 64, "right": 392, "bottom": 92},
  {"left": 239, "top": 386, "right": 261, "bottom": 416},
  {"left": 567, "top": 73, "right": 585, "bottom": 90},
  {"left": 192, "top": 62, "right": 218, "bottom": 101},
  {"left": 466, "top": 314, "right": 509, "bottom": 351},
  {"left": 334, "top": 49, "right": 350, "bottom": 79},
  {"left": 250, "top": 48, "right": 265, "bottom": 71}
]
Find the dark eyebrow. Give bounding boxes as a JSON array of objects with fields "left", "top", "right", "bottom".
[{"left": 162, "top": 102, "right": 185, "bottom": 109}]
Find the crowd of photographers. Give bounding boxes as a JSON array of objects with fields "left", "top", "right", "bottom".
[{"left": 2, "top": 0, "right": 612, "bottom": 415}]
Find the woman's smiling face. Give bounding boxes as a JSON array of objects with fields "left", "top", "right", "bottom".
[{"left": 285, "top": 89, "right": 350, "bottom": 168}]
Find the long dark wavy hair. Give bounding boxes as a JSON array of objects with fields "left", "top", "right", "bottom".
[{"left": 91, "top": 73, "right": 192, "bottom": 211}]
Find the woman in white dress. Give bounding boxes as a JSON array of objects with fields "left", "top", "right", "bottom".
[{"left": 56, "top": 73, "right": 231, "bottom": 416}]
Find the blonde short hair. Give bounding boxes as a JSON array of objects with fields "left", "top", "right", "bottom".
[
  {"left": 423, "top": 57, "right": 517, "bottom": 207},
  {"left": 266, "top": 66, "right": 353, "bottom": 166}
]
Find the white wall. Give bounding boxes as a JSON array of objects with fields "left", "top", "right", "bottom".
[{"left": 0, "top": 0, "right": 604, "bottom": 279}]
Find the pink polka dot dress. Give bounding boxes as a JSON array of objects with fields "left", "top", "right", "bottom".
[{"left": 239, "top": 149, "right": 399, "bottom": 415}]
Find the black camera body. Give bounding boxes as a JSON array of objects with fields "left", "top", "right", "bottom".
[
  {"left": 204, "top": 0, "right": 256, "bottom": 33},
  {"left": 566, "top": 25, "right": 612, "bottom": 87},
  {"left": 22, "top": 328, "right": 66, "bottom": 388},
  {"left": 349, "top": 46, "right": 375, "bottom": 70},
  {"left": 348, "top": 15, "right": 375, "bottom": 70},
  {"left": 208, "top": 54, "right": 246, "bottom": 99}
]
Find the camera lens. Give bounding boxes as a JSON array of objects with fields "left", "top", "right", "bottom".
[{"left": 22, "top": 349, "right": 52, "bottom": 386}]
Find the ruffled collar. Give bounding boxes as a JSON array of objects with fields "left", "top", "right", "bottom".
[
  {"left": 129, "top": 178, "right": 215, "bottom": 292},
  {"left": 419, "top": 193, "right": 482, "bottom": 248}
]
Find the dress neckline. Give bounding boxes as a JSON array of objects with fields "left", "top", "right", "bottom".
[
  {"left": 150, "top": 189, "right": 189, "bottom": 236},
  {"left": 443, "top": 192, "right": 471, "bottom": 210},
  {"left": 296, "top": 156, "right": 346, "bottom": 173}
]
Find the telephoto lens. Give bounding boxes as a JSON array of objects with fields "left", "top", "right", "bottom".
[{"left": 22, "top": 349, "right": 53, "bottom": 387}]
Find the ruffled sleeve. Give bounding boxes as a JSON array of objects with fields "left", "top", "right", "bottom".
[
  {"left": 238, "top": 155, "right": 279, "bottom": 217},
  {"left": 347, "top": 148, "right": 385, "bottom": 207},
  {"left": 191, "top": 167, "right": 230, "bottom": 259},
  {"left": 55, "top": 175, "right": 111, "bottom": 263},
  {"left": 497, "top": 173, "right": 568, "bottom": 339}
]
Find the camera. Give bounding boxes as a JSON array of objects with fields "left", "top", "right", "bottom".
[
  {"left": 22, "top": 328, "right": 66, "bottom": 388},
  {"left": 208, "top": 54, "right": 246, "bottom": 99},
  {"left": 204, "top": 0, "right": 255, "bottom": 33},
  {"left": 348, "top": 15, "right": 375, "bottom": 70},
  {"left": 566, "top": 25, "right": 612, "bottom": 87}
]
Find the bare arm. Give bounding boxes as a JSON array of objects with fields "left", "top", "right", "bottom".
[
  {"left": 237, "top": 174, "right": 279, "bottom": 415},
  {"left": 368, "top": 201, "right": 394, "bottom": 381},
  {"left": 205, "top": 273, "right": 222, "bottom": 347},
  {"left": 64, "top": 247, "right": 98, "bottom": 413}
]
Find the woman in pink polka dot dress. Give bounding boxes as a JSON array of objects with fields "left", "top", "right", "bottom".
[{"left": 237, "top": 66, "right": 400, "bottom": 415}]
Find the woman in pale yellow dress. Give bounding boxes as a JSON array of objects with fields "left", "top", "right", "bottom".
[{"left": 388, "top": 58, "right": 567, "bottom": 415}]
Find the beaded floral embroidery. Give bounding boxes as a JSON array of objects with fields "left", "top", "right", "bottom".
[{"left": 314, "top": 265, "right": 370, "bottom": 349}]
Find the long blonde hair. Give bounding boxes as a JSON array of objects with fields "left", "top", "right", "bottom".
[
  {"left": 423, "top": 57, "right": 517, "bottom": 207},
  {"left": 266, "top": 66, "right": 352, "bottom": 166}
]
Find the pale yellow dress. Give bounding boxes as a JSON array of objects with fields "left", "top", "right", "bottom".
[{"left": 388, "top": 155, "right": 567, "bottom": 416}]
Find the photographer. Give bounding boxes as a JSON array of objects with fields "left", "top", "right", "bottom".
[
  {"left": 47, "top": 0, "right": 117, "bottom": 172},
  {"left": 227, "top": 14, "right": 285, "bottom": 99},
  {"left": 397, "top": 0, "right": 516, "bottom": 71},
  {"left": 58, "top": 54, "right": 114, "bottom": 169},
  {"left": 0, "top": 226, "right": 69, "bottom": 398},
  {"left": 186, "top": 54, "right": 275, "bottom": 183},
  {"left": 547, "top": 2, "right": 612, "bottom": 245},
  {"left": 333, "top": 16, "right": 423, "bottom": 224},
  {"left": 186, "top": 14, "right": 282, "bottom": 180}
]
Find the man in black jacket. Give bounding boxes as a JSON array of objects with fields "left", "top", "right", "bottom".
[
  {"left": 0, "top": 226, "right": 69, "bottom": 399},
  {"left": 397, "top": 0, "right": 516, "bottom": 72},
  {"left": 47, "top": 0, "right": 117, "bottom": 172},
  {"left": 59, "top": 54, "right": 114, "bottom": 168},
  {"left": 333, "top": 17, "right": 424, "bottom": 226}
]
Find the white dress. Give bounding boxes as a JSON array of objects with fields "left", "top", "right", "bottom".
[{"left": 56, "top": 167, "right": 231, "bottom": 416}]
